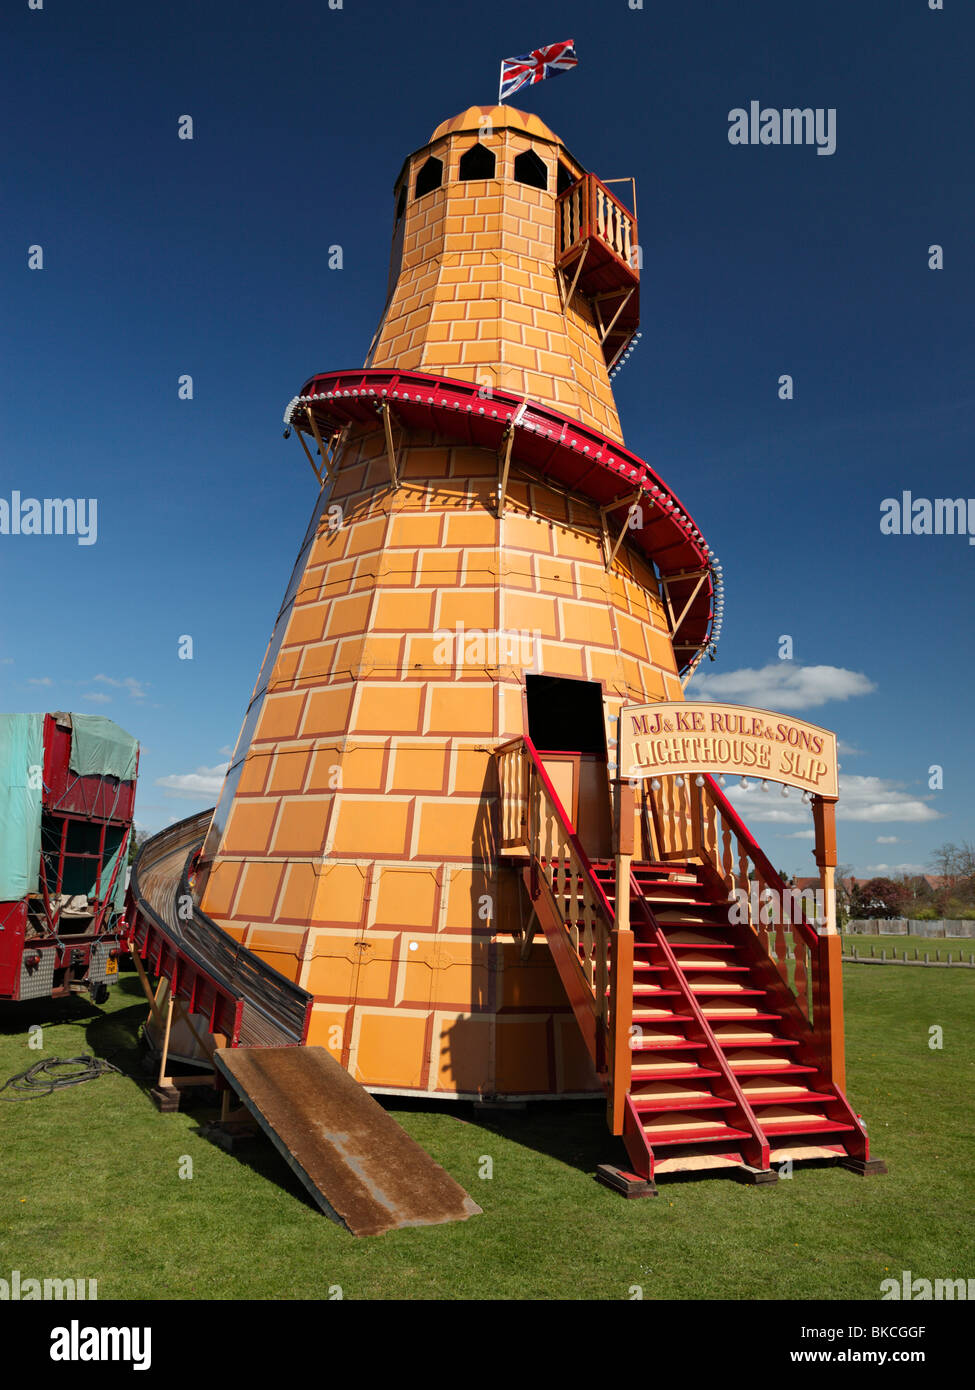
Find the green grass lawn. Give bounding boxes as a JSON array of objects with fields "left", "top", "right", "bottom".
[{"left": 1, "top": 964, "right": 972, "bottom": 1300}]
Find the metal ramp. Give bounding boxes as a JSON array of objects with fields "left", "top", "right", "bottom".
[{"left": 213, "top": 1045, "right": 481, "bottom": 1237}]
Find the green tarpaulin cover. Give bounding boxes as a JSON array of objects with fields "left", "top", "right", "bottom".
[
  {"left": 0, "top": 714, "right": 44, "bottom": 900},
  {"left": 68, "top": 714, "right": 138, "bottom": 782}
]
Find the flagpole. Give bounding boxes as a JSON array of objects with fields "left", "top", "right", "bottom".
[{"left": 498, "top": 61, "right": 504, "bottom": 105}]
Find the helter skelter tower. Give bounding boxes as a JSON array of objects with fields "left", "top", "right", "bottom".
[{"left": 195, "top": 105, "right": 721, "bottom": 1100}]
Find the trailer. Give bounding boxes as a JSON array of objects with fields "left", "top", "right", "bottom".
[{"left": 0, "top": 711, "right": 138, "bottom": 1005}]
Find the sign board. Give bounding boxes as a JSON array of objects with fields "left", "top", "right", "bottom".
[{"left": 618, "top": 701, "right": 838, "bottom": 799}]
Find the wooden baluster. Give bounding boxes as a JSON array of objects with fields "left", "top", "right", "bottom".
[
  {"left": 676, "top": 778, "right": 687, "bottom": 856},
  {"left": 737, "top": 845, "right": 751, "bottom": 930},
  {"left": 701, "top": 786, "right": 716, "bottom": 869},
  {"left": 583, "top": 877, "right": 595, "bottom": 986},
  {"left": 720, "top": 813, "right": 734, "bottom": 887},
  {"left": 665, "top": 776, "right": 676, "bottom": 858},
  {"left": 594, "top": 910, "right": 608, "bottom": 1019},
  {"left": 774, "top": 913, "right": 788, "bottom": 977},
  {"left": 794, "top": 934, "right": 810, "bottom": 1022}
]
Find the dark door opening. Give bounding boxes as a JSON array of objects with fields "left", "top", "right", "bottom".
[{"left": 525, "top": 675, "right": 606, "bottom": 755}]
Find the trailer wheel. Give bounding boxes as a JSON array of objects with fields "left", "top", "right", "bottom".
[{"left": 90, "top": 982, "right": 110, "bottom": 1006}]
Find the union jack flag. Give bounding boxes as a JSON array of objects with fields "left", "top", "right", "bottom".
[{"left": 499, "top": 39, "right": 578, "bottom": 103}]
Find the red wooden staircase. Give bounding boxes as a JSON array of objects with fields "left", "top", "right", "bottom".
[
  {"left": 495, "top": 735, "right": 883, "bottom": 1192},
  {"left": 592, "top": 858, "right": 869, "bottom": 1184}
]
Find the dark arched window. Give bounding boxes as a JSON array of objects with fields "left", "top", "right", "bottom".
[
  {"left": 514, "top": 149, "right": 548, "bottom": 190},
  {"left": 459, "top": 142, "right": 496, "bottom": 181},
  {"left": 395, "top": 184, "right": 407, "bottom": 219},
  {"left": 557, "top": 162, "right": 576, "bottom": 196},
  {"left": 414, "top": 156, "right": 443, "bottom": 199}
]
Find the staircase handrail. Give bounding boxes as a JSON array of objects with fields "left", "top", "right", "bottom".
[{"left": 700, "top": 773, "right": 821, "bottom": 950}]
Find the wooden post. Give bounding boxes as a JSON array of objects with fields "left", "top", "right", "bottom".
[
  {"left": 608, "top": 779, "right": 635, "bottom": 1132},
  {"left": 812, "top": 795, "right": 838, "bottom": 935},
  {"left": 812, "top": 794, "right": 845, "bottom": 1089},
  {"left": 614, "top": 781, "right": 635, "bottom": 935},
  {"left": 815, "top": 934, "right": 846, "bottom": 1093},
  {"left": 608, "top": 927, "right": 633, "bottom": 1135},
  {"left": 157, "top": 983, "right": 175, "bottom": 1090}
]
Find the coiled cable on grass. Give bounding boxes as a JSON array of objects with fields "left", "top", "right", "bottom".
[{"left": 0, "top": 1054, "right": 121, "bottom": 1100}]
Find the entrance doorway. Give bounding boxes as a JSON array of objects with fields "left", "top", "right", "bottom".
[{"left": 524, "top": 676, "right": 612, "bottom": 855}]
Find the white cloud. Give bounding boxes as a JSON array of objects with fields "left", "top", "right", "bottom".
[
  {"left": 722, "top": 773, "right": 939, "bottom": 826},
  {"left": 218, "top": 745, "right": 234, "bottom": 757},
  {"left": 835, "top": 776, "right": 940, "bottom": 824},
  {"left": 865, "top": 863, "right": 929, "bottom": 875},
  {"left": 28, "top": 676, "right": 53, "bottom": 686},
  {"left": 80, "top": 692, "right": 112, "bottom": 704},
  {"left": 780, "top": 830, "right": 815, "bottom": 840},
  {"left": 876, "top": 835, "right": 899, "bottom": 844},
  {"left": 688, "top": 663, "right": 876, "bottom": 711},
  {"left": 156, "top": 762, "right": 229, "bottom": 799},
  {"left": 93, "top": 674, "right": 148, "bottom": 700}
]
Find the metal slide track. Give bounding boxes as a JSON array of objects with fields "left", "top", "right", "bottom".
[{"left": 128, "top": 809, "right": 312, "bottom": 1048}]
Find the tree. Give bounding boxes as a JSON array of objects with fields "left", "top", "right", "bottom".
[{"left": 853, "top": 877, "right": 909, "bottom": 919}]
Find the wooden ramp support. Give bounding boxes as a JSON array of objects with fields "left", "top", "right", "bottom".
[{"left": 212, "top": 1046, "right": 481, "bottom": 1237}]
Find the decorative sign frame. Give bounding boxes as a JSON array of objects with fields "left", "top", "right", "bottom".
[{"left": 618, "top": 701, "right": 838, "bottom": 799}]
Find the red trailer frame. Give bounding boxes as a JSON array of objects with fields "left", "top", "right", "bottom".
[{"left": 0, "top": 713, "right": 138, "bottom": 1004}]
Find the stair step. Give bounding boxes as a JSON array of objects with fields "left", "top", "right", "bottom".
[
  {"left": 653, "top": 1152, "right": 747, "bottom": 1175},
  {"left": 641, "top": 1117, "right": 754, "bottom": 1145},
  {"left": 630, "top": 1064, "right": 723, "bottom": 1081},
  {"left": 690, "top": 983, "right": 766, "bottom": 996},
  {"left": 730, "top": 1057, "right": 819, "bottom": 1077},
  {"left": 675, "top": 961, "right": 750, "bottom": 972},
  {"left": 755, "top": 1111, "right": 856, "bottom": 1136},
  {"left": 632, "top": 1037, "right": 705, "bottom": 1052},
  {"left": 739, "top": 1082, "right": 818, "bottom": 1102},
  {"left": 768, "top": 1143, "right": 848, "bottom": 1163},
  {"left": 701, "top": 1008, "right": 781, "bottom": 1022},
  {"left": 712, "top": 1031, "right": 800, "bottom": 1048},
  {"left": 630, "top": 1009, "right": 694, "bottom": 1023},
  {"left": 665, "top": 934, "right": 737, "bottom": 948},
  {"left": 632, "top": 1092, "right": 735, "bottom": 1114}
]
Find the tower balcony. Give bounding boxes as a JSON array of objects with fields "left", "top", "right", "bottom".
[{"left": 557, "top": 173, "right": 640, "bottom": 368}]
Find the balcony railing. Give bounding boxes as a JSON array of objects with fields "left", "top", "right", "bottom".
[{"left": 557, "top": 173, "right": 638, "bottom": 277}]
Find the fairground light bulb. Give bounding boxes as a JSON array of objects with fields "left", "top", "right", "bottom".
[{"left": 739, "top": 777, "right": 749, "bottom": 789}]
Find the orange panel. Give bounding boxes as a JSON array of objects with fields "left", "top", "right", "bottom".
[
  {"left": 495, "top": 1017, "right": 552, "bottom": 1094},
  {"left": 353, "top": 1010, "right": 428, "bottom": 1089}
]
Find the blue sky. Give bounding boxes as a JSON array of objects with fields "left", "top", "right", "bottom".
[{"left": 2, "top": 0, "right": 971, "bottom": 878}]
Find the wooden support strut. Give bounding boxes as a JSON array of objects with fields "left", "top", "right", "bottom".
[
  {"left": 600, "top": 488, "right": 644, "bottom": 571},
  {"left": 597, "top": 287, "right": 635, "bottom": 346},
  {"left": 563, "top": 241, "right": 589, "bottom": 309},
  {"left": 379, "top": 401, "right": 399, "bottom": 489},
  {"left": 304, "top": 407, "right": 340, "bottom": 485}
]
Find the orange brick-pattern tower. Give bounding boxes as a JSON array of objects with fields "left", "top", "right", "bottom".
[
  {"left": 367, "top": 106, "right": 622, "bottom": 442},
  {"left": 197, "top": 107, "right": 708, "bottom": 1098}
]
